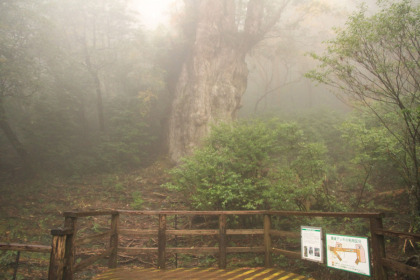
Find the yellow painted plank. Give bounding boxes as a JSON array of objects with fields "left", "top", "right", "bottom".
[
  {"left": 94, "top": 267, "right": 314, "bottom": 280},
  {"left": 228, "top": 268, "right": 259, "bottom": 280},
  {"left": 219, "top": 268, "right": 245, "bottom": 277},
  {"left": 278, "top": 273, "right": 296, "bottom": 279},
  {"left": 262, "top": 270, "right": 287, "bottom": 280},
  {"left": 244, "top": 268, "right": 275, "bottom": 279}
]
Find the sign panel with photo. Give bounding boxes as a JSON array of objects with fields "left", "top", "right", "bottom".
[{"left": 301, "top": 226, "right": 323, "bottom": 263}]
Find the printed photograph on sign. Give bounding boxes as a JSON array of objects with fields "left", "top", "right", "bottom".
[
  {"left": 301, "top": 226, "right": 323, "bottom": 263},
  {"left": 326, "top": 234, "right": 370, "bottom": 276}
]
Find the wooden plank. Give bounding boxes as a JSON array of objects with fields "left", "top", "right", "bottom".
[
  {"left": 119, "top": 229, "right": 157, "bottom": 236},
  {"left": 381, "top": 258, "right": 420, "bottom": 278},
  {"left": 168, "top": 247, "right": 219, "bottom": 254},
  {"left": 108, "top": 213, "right": 119, "bottom": 269},
  {"left": 63, "top": 210, "right": 119, "bottom": 218},
  {"left": 267, "top": 210, "right": 384, "bottom": 218},
  {"left": 219, "top": 214, "right": 227, "bottom": 269},
  {"left": 374, "top": 229, "right": 420, "bottom": 241},
  {"left": 118, "top": 246, "right": 265, "bottom": 255},
  {"left": 158, "top": 214, "right": 166, "bottom": 269},
  {"left": 167, "top": 229, "right": 219, "bottom": 235},
  {"left": 226, "top": 229, "right": 264, "bottom": 235},
  {"left": 370, "top": 217, "right": 388, "bottom": 280},
  {"left": 75, "top": 231, "right": 111, "bottom": 246},
  {"left": 117, "top": 210, "right": 267, "bottom": 216},
  {"left": 119, "top": 247, "right": 158, "bottom": 254},
  {"left": 264, "top": 214, "right": 272, "bottom": 267},
  {"left": 120, "top": 229, "right": 261, "bottom": 236},
  {"left": 0, "top": 243, "right": 51, "bottom": 253},
  {"left": 116, "top": 209, "right": 383, "bottom": 218},
  {"left": 73, "top": 247, "right": 113, "bottom": 272},
  {"left": 93, "top": 267, "right": 313, "bottom": 279},
  {"left": 271, "top": 248, "right": 301, "bottom": 259},
  {"left": 227, "top": 246, "right": 264, "bottom": 253},
  {"left": 270, "top": 230, "right": 300, "bottom": 239}
]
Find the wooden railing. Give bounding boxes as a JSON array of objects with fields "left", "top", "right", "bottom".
[
  {"left": 48, "top": 210, "right": 119, "bottom": 279},
  {"left": 373, "top": 228, "right": 420, "bottom": 279},
  {"left": 2, "top": 210, "right": 420, "bottom": 280},
  {"left": 0, "top": 243, "right": 51, "bottom": 280},
  {"left": 116, "top": 210, "right": 272, "bottom": 270}
]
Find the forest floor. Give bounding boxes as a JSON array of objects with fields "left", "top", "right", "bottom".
[
  {"left": 0, "top": 158, "right": 417, "bottom": 280},
  {"left": 0, "top": 158, "right": 182, "bottom": 279}
]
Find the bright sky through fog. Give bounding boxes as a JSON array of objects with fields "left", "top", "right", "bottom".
[{"left": 131, "top": 0, "right": 175, "bottom": 29}]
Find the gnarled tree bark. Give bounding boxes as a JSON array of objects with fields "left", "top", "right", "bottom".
[{"left": 168, "top": 0, "right": 288, "bottom": 162}]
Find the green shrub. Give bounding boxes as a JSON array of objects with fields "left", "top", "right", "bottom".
[
  {"left": 164, "top": 119, "right": 334, "bottom": 211},
  {"left": 130, "top": 191, "right": 144, "bottom": 210}
]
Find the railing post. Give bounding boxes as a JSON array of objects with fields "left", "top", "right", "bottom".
[
  {"left": 219, "top": 214, "right": 227, "bottom": 269},
  {"left": 108, "top": 213, "right": 119, "bottom": 269},
  {"left": 264, "top": 214, "right": 272, "bottom": 267},
  {"left": 370, "top": 216, "right": 387, "bottom": 280},
  {"left": 12, "top": 251, "right": 20, "bottom": 280},
  {"left": 63, "top": 216, "right": 77, "bottom": 280},
  {"left": 158, "top": 214, "right": 167, "bottom": 269},
  {"left": 48, "top": 229, "right": 67, "bottom": 280}
]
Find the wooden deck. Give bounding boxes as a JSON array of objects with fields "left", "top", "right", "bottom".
[{"left": 93, "top": 267, "right": 315, "bottom": 280}]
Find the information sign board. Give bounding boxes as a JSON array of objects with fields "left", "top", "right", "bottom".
[
  {"left": 301, "top": 226, "right": 323, "bottom": 263},
  {"left": 326, "top": 234, "right": 370, "bottom": 276}
]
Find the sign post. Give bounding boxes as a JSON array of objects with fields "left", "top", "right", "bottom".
[
  {"left": 326, "top": 234, "right": 370, "bottom": 276},
  {"left": 301, "top": 226, "right": 323, "bottom": 263}
]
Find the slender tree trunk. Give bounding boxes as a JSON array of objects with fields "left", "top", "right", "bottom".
[
  {"left": 0, "top": 99, "right": 32, "bottom": 173},
  {"left": 93, "top": 73, "right": 105, "bottom": 132},
  {"left": 83, "top": 31, "right": 105, "bottom": 133}
]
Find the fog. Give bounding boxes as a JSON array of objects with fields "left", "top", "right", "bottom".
[
  {"left": 2, "top": 2, "right": 420, "bottom": 279},
  {"left": 0, "top": 0, "right": 409, "bottom": 176},
  {"left": 240, "top": 0, "right": 381, "bottom": 117}
]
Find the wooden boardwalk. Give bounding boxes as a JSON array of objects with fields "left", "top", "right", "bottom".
[{"left": 93, "top": 267, "right": 315, "bottom": 280}]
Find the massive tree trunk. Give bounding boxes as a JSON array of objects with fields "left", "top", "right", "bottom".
[{"left": 168, "top": 0, "right": 284, "bottom": 162}]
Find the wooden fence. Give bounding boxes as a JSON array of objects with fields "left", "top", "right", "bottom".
[
  {"left": 1, "top": 210, "right": 420, "bottom": 280},
  {"left": 0, "top": 243, "right": 51, "bottom": 280}
]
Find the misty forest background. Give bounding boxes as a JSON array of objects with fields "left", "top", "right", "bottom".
[
  {"left": 1, "top": 0, "right": 418, "bottom": 224},
  {"left": 1, "top": 0, "right": 420, "bottom": 278}
]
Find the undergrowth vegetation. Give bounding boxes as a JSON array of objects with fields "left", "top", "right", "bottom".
[
  {"left": 165, "top": 111, "right": 411, "bottom": 218},
  {"left": 165, "top": 119, "right": 335, "bottom": 211}
]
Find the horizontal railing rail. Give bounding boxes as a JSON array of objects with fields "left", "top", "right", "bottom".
[
  {"left": 373, "top": 228, "right": 420, "bottom": 241},
  {"left": 117, "top": 209, "right": 384, "bottom": 218},
  {"left": 0, "top": 242, "right": 51, "bottom": 253}
]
